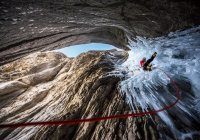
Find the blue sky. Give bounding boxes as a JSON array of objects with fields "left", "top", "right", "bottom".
[{"left": 56, "top": 43, "right": 117, "bottom": 57}]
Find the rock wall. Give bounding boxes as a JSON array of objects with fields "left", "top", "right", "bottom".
[{"left": 0, "top": 50, "right": 160, "bottom": 140}]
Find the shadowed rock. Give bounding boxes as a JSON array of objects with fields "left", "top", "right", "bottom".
[{"left": 0, "top": 0, "right": 200, "bottom": 65}]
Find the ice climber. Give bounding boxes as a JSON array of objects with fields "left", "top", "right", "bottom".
[{"left": 140, "top": 52, "right": 157, "bottom": 71}]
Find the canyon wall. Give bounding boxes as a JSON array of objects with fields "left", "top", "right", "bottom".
[{"left": 0, "top": 50, "right": 160, "bottom": 140}]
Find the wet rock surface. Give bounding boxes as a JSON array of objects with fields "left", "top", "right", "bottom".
[
  {"left": 0, "top": 50, "right": 160, "bottom": 140},
  {"left": 0, "top": 0, "right": 200, "bottom": 65}
]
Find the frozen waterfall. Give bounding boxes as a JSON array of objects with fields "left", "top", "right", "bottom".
[{"left": 115, "top": 26, "right": 200, "bottom": 139}]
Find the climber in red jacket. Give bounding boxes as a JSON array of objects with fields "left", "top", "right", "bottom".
[
  {"left": 140, "top": 57, "right": 146, "bottom": 67},
  {"left": 140, "top": 52, "right": 157, "bottom": 71}
]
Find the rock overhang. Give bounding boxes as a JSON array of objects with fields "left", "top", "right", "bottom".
[{"left": 0, "top": 0, "right": 200, "bottom": 65}]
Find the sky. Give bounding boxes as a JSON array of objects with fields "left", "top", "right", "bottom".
[{"left": 55, "top": 43, "right": 117, "bottom": 57}]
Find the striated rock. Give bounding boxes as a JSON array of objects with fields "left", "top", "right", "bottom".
[
  {"left": 0, "top": 0, "right": 200, "bottom": 65},
  {"left": 0, "top": 50, "right": 160, "bottom": 140}
]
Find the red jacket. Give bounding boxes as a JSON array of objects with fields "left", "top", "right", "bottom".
[{"left": 140, "top": 59, "right": 145, "bottom": 67}]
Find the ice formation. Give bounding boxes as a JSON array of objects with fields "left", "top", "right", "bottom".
[{"left": 114, "top": 26, "right": 200, "bottom": 139}]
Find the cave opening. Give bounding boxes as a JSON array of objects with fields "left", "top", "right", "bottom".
[{"left": 55, "top": 43, "right": 121, "bottom": 57}]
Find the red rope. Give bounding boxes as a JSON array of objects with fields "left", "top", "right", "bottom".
[{"left": 0, "top": 69, "right": 180, "bottom": 128}]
